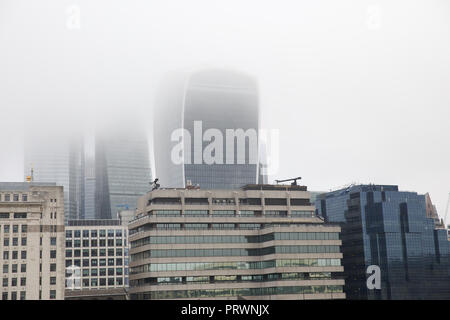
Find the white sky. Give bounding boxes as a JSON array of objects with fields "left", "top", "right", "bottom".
[{"left": 0, "top": 0, "right": 449, "bottom": 224}]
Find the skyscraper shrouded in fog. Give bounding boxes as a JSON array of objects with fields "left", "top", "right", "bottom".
[
  {"left": 95, "top": 124, "right": 152, "bottom": 220},
  {"left": 24, "top": 132, "right": 85, "bottom": 223},
  {"left": 154, "top": 69, "right": 266, "bottom": 189}
]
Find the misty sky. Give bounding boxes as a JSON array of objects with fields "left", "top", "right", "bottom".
[{"left": 0, "top": 0, "right": 449, "bottom": 224}]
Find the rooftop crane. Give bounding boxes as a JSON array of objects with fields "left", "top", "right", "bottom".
[{"left": 275, "top": 177, "right": 302, "bottom": 186}]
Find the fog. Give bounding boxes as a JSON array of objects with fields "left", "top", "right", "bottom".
[{"left": 0, "top": 0, "right": 449, "bottom": 223}]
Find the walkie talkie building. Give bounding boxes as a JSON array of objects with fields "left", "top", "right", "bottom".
[{"left": 154, "top": 69, "right": 265, "bottom": 189}]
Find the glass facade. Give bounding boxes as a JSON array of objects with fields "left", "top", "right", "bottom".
[
  {"left": 154, "top": 69, "right": 264, "bottom": 190},
  {"left": 95, "top": 126, "right": 152, "bottom": 219},
  {"left": 316, "top": 185, "right": 450, "bottom": 300}
]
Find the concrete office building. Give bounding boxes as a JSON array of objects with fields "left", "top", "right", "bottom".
[
  {"left": 64, "top": 219, "right": 129, "bottom": 295},
  {"left": 0, "top": 183, "right": 65, "bottom": 300},
  {"left": 316, "top": 185, "right": 450, "bottom": 300},
  {"left": 84, "top": 157, "right": 96, "bottom": 220},
  {"left": 129, "top": 184, "right": 345, "bottom": 300},
  {"left": 154, "top": 69, "right": 267, "bottom": 190}
]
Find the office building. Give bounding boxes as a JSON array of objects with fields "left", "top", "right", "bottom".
[
  {"left": 154, "top": 69, "right": 266, "bottom": 190},
  {"left": 129, "top": 184, "right": 345, "bottom": 300},
  {"left": 316, "top": 184, "right": 450, "bottom": 300},
  {"left": 95, "top": 125, "right": 152, "bottom": 220},
  {"left": 0, "top": 183, "right": 65, "bottom": 300},
  {"left": 24, "top": 133, "right": 85, "bottom": 223},
  {"left": 64, "top": 219, "right": 129, "bottom": 294},
  {"left": 84, "top": 157, "right": 96, "bottom": 220}
]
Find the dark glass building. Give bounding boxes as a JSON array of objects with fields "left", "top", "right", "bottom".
[
  {"left": 95, "top": 126, "right": 152, "bottom": 219},
  {"left": 316, "top": 185, "right": 450, "bottom": 299},
  {"left": 154, "top": 69, "right": 265, "bottom": 189}
]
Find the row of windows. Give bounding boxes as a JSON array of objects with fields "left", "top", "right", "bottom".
[
  {"left": 66, "top": 277, "right": 125, "bottom": 288},
  {"left": 0, "top": 194, "right": 28, "bottom": 202},
  {"left": 147, "top": 210, "right": 314, "bottom": 217},
  {"left": 131, "top": 245, "right": 341, "bottom": 260},
  {"left": 66, "top": 267, "right": 125, "bottom": 277},
  {"left": 1, "top": 225, "right": 27, "bottom": 233},
  {"left": 130, "top": 258, "right": 341, "bottom": 274},
  {"left": 65, "top": 239, "right": 126, "bottom": 248},
  {"left": 131, "top": 272, "right": 334, "bottom": 287},
  {"left": 131, "top": 223, "right": 327, "bottom": 233},
  {"left": 65, "top": 258, "right": 125, "bottom": 267},
  {"left": 131, "top": 285, "right": 343, "bottom": 299},
  {"left": 65, "top": 248, "right": 126, "bottom": 258},
  {"left": 2, "top": 251, "right": 27, "bottom": 260},
  {"left": 66, "top": 229, "right": 125, "bottom": 238},
  {"left": 1, "top": 291, "right": 26, "bottom": 300},
  {"left": 3, "top": 263, "right": 26, "bottom": 273},
  {"left": 3, "top": 237, "right": 27, "bottom": 247},
  {"left": 131, "top": 232, "right": 340, "bottom": 248},
  {"left": 148, "top": 198, "right": 311, "bottom": 207},
  {"left": 2, "top": 277, "right": 27, "bottom": 287}
]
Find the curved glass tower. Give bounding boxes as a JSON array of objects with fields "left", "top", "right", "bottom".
[{"left": 154, "top": 69, "right": 262, "bottom": 189}]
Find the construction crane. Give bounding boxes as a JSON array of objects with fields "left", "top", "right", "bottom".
[
  {"left": 275, "top": 177, "right": 302, "bottom": 186},
  {"left": 150, "top": 178, "right": 160, "bottom": 191}
]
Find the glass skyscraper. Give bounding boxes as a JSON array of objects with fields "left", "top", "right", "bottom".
[
  {"left": 154, "top": 69, "right": 265, "bottom": 189},
  {"left": 316, "top": 185, "right": 450, "bottom": 300},
  {"left": 95, "top": 126, "right": 152, "bottom": 220},
  {"left": 24, "top": 133, "right": 85, "bottom": 223}
]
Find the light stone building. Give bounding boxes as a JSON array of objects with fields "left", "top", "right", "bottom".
[
  {"left": 0, "top": 183, "right": 65, "bottom": 300},
  {"left": 129, "top": 184, "right": 345, "bottom": 300}
]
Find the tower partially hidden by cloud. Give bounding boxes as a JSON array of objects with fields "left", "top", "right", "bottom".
[
  {"left": 24, "top": 132, "right": 85, "bottom": 223},
  {"left": 154, "top": 69, "right": 265, "bottom": 189},
  {"left": 95, "top": 124, "right": 152, "bottom": 219}
]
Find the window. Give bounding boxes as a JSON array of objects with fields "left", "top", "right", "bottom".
[
  {"left": 3, "top": 251, "right": 9, "bottom": 259},
  {"left": 3, "top": 264, "right": 8, "bottom": 273},
  {"left": 12, "top": 251, "right": 18, "bottom": 259},
  {"left": 91, "top": 249, "right": 98, "bottom": 257},
  {"left": 50, "top": 250, "right": 57, "bottom": 259},
  {"left": 11, "top": 292, "right": 17, "bottom": 300},
  {"left": 21, "top": 225, "right": 27, "bottom": 233},
  {"left": 50, "top": 290, "right": 56, "bottom": 299},
  {"left": 74, "top": 230, "right": 81, "bottom": 238},
  {"left": 108, "top": 249, "right": 114, "bottom": 256},
  {"left": 108, "top": 230, "right": 114, "bottom": 237},
  {"left": 14, "top": 213, "right": 27, "bottom": 219},
  {"left": 66, "top": 230, "right": 72, "bottom": 238},
  {"left": 11, "top": 278, "right": 17, "bottom": 286},
  {"left": 51, "top": 237, "right": 57, "bottom": 246},
  {"left": 2, "top": 292, "right": 7, "bottom": 300},
  {"left": 13, "top": 194, "right": 19, "bottom": 201},
  {"left": 4, "top": 225, "right": 10, "bottom": 233},
  {"left": 12, "top": 264, "right": 17, "bottom": 273},
  {"left": 3, "top": 238, "right": 9, "bottom": 246},
  {"left": 50, "top": 264, "right": 57, "bottom": 272},
  {"left": 22, "top": 194, "right": 27, "bottom": 202},
  {"left": 21, "top": 238, "right": 27, "bottom": 246},
  {"left": 91, "top": 230, "right": 98, "bottom": 237},
  {"left": 21, "top": 251, "right": 26, "bottom": 259},
  {"left": 20, "top": 291, "right": 26, "bottom": 300},
  {"left": 12, "top": 238, "right": 18, "bottom": 246},
  {"left": 65, "top": 250, "right": 72, "bottom": 258},
  {"left": 20, "top": 278, "right": 26, "bottom": 286},
  {"left": 21, "top": 264, "right": 26, "bottom": 273},
  {"left": 4, "top": 194, "right": 10, "bottom": 201},
  {"left": 50, "top": 277, "right": 57, "bottom": 285},
  {"left": 83, "top": 230, "right": 89, "bottom": 238},
  {"left": 2, "top": 278, "right": 8, "bottom": 287}
]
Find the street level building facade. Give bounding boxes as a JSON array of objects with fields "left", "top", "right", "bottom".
[
  {"left": 64, "top": 219, "right": 129, "bottom": 293},
  {"left": 316, "top": 185, "right": 450, "bottom": 300},
  {"left": 129, "top": 184, "right": 345, "bottom": 300},
  {"left": 0, "top": 183, "right": 65, "bottom": 300}
]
